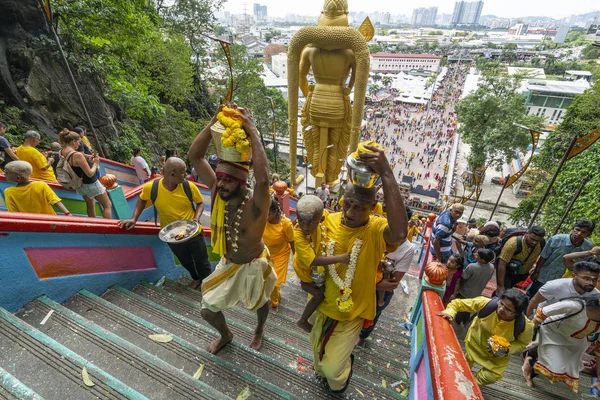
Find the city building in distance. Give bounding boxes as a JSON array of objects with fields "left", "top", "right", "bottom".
[
  {"left": 253, "top": 3, "right": 267, "bottom": 21},
  {"left": 411, "top": 7, "right": 438, "bottom": 27},
  {"left": 370, "top": 53, "right": 441, "bottom": 74},
  {"left": 452, "top": 1, "right": 484, "bottom": 26}
]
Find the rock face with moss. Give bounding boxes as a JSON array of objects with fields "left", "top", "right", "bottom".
[{"left": 0, "top": 0, "right": 119, "bottom": 149}]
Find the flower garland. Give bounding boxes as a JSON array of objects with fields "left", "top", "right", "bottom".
[
  {"left": 224, "top": 193, "right": 250, "bottom": 253},
  {"left": 325, "top": 238, "right": 363, "bottom": 313},
  {"left": 216, "top": 107, "right": 250, "bottom": 154}
]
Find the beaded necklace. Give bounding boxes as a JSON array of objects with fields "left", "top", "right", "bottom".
[{"left": 224, "top": 192, "right": 250, "bottom": 253}]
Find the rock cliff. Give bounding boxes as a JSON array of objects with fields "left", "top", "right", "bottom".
[{"left": 0, "top": 0, "right": 119, "bottom": 153}]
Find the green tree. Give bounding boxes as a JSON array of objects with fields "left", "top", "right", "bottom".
[
  {"left": 382, "top": 76, "right": 393, "bottom": 88},
  {"left": 510, "top": 80, "right": 600, "bottom": 239},
  {"left": 209, "top": 44, "right": 289, "bottom": 174},
  {"left": 51, "top": 0, "right": 219, "bottom": 161},
  {"left": 582, "top": 44, "right": 600, "bottom": 60},
  {"left": 369, "top": 44, "right": 384, "bottom": 53},
  {"left": 456, "top": 72, "right": 545, "bottom": 170}
]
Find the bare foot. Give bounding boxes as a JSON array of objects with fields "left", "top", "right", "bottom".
[
  {"left": 377, "top": 301, "right": 385, "bottom": 307},
  {"left": 207, "top": 330, "right": 233, "bottom": 354},
  {"left": 296, "top": 319, "right": 313, "bottom": 333},
  {"left": 188, "top": 279, "right": 201, "bottom": 289},
  {"left": 356, "top": 337, "right": 365, "bottom": 347},
  {"left": 250, "top": 331, "right": 264, "bottom": 351},
  {"left": 521, "top": 357, "right": 535, "bottom": 387},
  {"left": 271, "top": 306, "right": 279, "bottom": 313}
]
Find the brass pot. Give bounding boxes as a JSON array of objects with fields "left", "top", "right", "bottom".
[
  {"left": 210, "top": 121, "right": 252, "bottom": 162},
  {"left": 346, "top": 154, "right": 378, "bottom": 188}
]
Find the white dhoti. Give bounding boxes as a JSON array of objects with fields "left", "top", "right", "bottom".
[{"left": 201, "top": 249, "right": 277, "bottom": 312}]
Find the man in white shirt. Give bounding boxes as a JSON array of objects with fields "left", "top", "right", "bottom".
[
  {"left": 526, "top": 261, "right": 600, "bottom": 317},
  {"left": 314, "top": 182, "right": 329, "bottom": 207},
  {"left": 131, "top": 146, "right": 151, "bottom": 184}
]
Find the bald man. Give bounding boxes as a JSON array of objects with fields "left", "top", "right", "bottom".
[
  {"left": 431, "top": 203, "right": 464, "bottom": 264},
  {"left": 120, "top": 157, "right": 210, "bottom": 289}
]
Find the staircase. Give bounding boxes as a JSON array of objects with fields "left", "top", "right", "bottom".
[{"left": 0, "top": 278, "right": 412, "bottom": 400}]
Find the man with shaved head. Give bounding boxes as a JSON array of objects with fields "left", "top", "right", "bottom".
[
  {"left": 119, "top": 156, "right": 210, "bottom": 290},
  {"left": 308, "top": 143, "right": 409, "bottom": 392}
]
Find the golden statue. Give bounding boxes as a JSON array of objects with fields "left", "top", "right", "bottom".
[{"left": 287, "top": 0, "right": 373, "bottom": 186}]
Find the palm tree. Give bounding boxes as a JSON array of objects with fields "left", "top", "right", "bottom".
[{"left": 381, "top": 76, "right": 393, "bottom": 89}]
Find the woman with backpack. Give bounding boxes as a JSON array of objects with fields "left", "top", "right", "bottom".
[
  {"left": 58, "top": 129, "right": 112, "bottom": 218},
  {"left": 522, "top": 294, "right": 600, "bottom": 393},
  {"left": 438, "top": 289, "right": 534, "bottom": 386}
]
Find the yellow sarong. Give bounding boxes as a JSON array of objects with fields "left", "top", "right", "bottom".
[
  {"left": 310, "top": 310, "right": 363, "bottom": 391},
  {"left": 201, "top": 249, "right": 277, "bottom": 312}
]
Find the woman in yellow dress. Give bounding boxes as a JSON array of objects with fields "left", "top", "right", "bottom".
[
  {"left": 438, "top": 289, "right": 534, "bottom": 386},
  {"left": 263, "top": 199, "right": 295, "bottom": 311}
]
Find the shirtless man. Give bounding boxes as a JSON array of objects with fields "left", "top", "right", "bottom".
[{"left": 188, "top": 105, "right": 276, "bottom": 354}]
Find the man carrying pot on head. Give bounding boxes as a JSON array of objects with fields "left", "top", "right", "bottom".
[{"left": 188, "top": 104, "right": 277, "bottom": 355}]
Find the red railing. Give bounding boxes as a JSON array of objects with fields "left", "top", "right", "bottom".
[
  {"left": 422, "top": 290, "right": 484, "bottom": 399},
  {"left": 410, "top": 214, "right": 483, "bottom": 400}
]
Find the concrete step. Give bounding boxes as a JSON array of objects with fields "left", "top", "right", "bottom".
[
  {"left": 276, "top": 283, "right": 414, "bottom": 346},
  {"left": 116, "top": 283, "right": 405, "bottom": 399},
  {"left": 63, "top": 290, "right": 292, "bottom": 400},
  {"left": 102, "top": 286, "right": 345, "bottom": 400},
  {"left": 16, "top": 298, "right": 230, "bottom": 400},
  {"left": 162, "top": 279, "right": 412, "bottom": 383},
  {"left": 0, "top": 307, "right": 144, "bottom": 400},
  {"left": 0, "top": 365, "right": 44, "bottom": 400}
]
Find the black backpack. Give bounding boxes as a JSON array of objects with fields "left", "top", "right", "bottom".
[
  {"left": 150, "top": 178, "right": 196, "bottom": 226},
  {"left": 478, "top": 297, "right": 526, "bottom": 340}
]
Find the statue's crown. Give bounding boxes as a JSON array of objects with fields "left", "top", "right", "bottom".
[{"left": 322, "top": 0, "right": 348, "bottom": 18}]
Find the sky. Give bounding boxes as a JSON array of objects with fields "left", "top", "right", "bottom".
[{"left": 222, "top": 0, "right": 599, "bottom": 20}]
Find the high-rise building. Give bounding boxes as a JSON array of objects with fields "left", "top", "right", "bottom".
[
  {"left": 451, "top": 1, "right": 484, "bottom": 26},
  {"left": 411, "top": 7, "right": 438, "bottom": 27},
  {"left": 253, "top": 3, "right": 267, "bottom": 21}
]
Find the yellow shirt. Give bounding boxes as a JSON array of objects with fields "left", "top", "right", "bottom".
[
  {"left": 293, "top": 225, "right": 322, "bottom": 283},
  {"left": 81, "top": 136, "right": 93, "bottom": 150},
  {"left": 263, "top": 216, "right": 294, "bottom": 257},
  {"left": 140, "top": 179, "right": 203, "bottom": 228},
  {"left": 443, "top": 297, "right": 534, "bottom": 372},
  {"left": 407, "top": 225, "right": 421, "bottom": 242},
  {"left": 499, "top": 236, "right": 542, "bottom": 274},
  {"left": 319, "top": 212, "right": 389, "bottom": 321},
  {"left": 15, "top": 146, "right": 57, "bottom": 182},
  {"left": 5, "top": 181, "right": 61, "bottom": 215}
]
